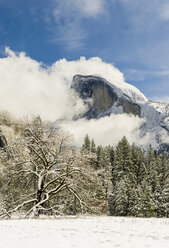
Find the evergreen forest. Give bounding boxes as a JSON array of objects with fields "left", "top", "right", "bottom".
[{"left": 0, "top": 116, "right": 168, "bottom": 218}]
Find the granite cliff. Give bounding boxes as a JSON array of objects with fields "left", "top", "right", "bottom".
[{"left": 71, "top": 75, "right": 169, "bottom": 152}]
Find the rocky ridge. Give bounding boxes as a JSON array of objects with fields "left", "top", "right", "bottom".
[{"left": 71, "top": 75, "right": 169, "bottom": 152}]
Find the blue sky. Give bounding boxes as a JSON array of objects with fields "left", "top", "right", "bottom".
[{"left": 0, "top": 0, "right": 169, "bottom": 101}]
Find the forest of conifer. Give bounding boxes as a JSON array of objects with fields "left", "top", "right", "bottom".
[{"left": 0, "top": 117, "right": 168, "bottom": 218}]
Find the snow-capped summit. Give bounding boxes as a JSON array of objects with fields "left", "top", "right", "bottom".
[
  {"left": 71, "top": 75, "right": 169, "bottom": 152},
  {"left": 72, "top": 74, "right": 148, "bottom": 103}
]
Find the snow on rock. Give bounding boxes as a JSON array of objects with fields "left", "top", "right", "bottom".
[
  {"left": 72, "top": 75, "right": 148, "bottom": 103},
  {"left": 71, "top": 75, "right": 169, "bottom": 150},
  {"left": 0, "top": 217, "right": 169, "bottom": 248},
  {"left": 139, "top": 101, "right": 169, "bottom": 149}
]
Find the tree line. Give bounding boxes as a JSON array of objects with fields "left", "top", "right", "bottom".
[
  {"left": 82, "top": 134, "right": 169, "bottom": 217},
  {"left": 0, "top": 116, "right": 168, "bottom": 218}
]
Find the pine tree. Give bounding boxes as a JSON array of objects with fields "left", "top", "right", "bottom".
[
  {"left": 131, "top": 144, "right": 147, "bottom": 185},
  {"left": 162, "top": 178, "right": 169, "bottom": 217},
  {"left": 81, "top": 134, "right": 91, "bottom": 153},
  {"left": 96, "top": 145, "right": 104, "bottom": 167},
  {"left": 149, "top": 157, "right": 160, "bottom": 193},
  {"left": 154, "top": 183, "right": 165, "bottom": 217},
  {"left": 159, "top": 152, "right": 169, "bottom": 189},
  {"left": 128, "top": 186, "right": 141, "bottom": 216},
  {"left": 106, "top": 145, "right": 115, "bottom": 167},
  {"left": 140, "top": 185, "right": 157, "bottom": 217},
  {"left": 91, "top": 138, "right": 96, "bottom": 153},
  {"left": 146, "top": 144, "right": 156, "bottom": 166},
  {"left": 112, "top": 178, "right": 128, "bottom": 216},
  {"left": 109, "top": 137, "right": 138, "bottom": 216}
]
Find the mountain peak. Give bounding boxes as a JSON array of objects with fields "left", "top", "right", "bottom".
[
  {"left": 72, "top": 74, "right": 148, "bottom": 103},
  {"left": 71, "top": 74, "right": 146, "bottom": 118},
  {"left": 71, "top": 74, "right": 169, "bottom": 152}
]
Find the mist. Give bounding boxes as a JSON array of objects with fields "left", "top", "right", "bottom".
[{"left": 60, "top": 114, "right": 145, "bottom": 147}]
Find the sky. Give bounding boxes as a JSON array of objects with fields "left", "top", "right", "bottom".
[{"left": 0, "top": 0, "right": 169, "bottom": 102}]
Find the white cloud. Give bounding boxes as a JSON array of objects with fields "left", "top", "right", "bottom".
[
  {"left": 48, "top": 0, "right": 169, "bottom": 49},
  {"left": 159, "top": 3, "right": 169, "bottom": 20},
  {"left": 60, "top": 114, "right": 145, "bottom": 147},
  {"left": 113, "top": 0, "right": 159, "bottom": 30},
  {"left": 0, "top": 48, "right": 149, "bottom": 147},
  {"left": 110, "top": 0, "right": 169, "bottom": 32},
  {"left": 124, "top": 69, "right": 146, "bottom": 81},
  {"left": 0, "top": 47, "right": 125, "bottom": 122},
  {"left": 51, "top": 56, "right": 124, "bottom": 86},
  {"left": 151, "top": 96, "right": 169, "bottom": 103},
  {"left": 52, "top": 0, "right": 106, "bottom": 49},
  {"left": 124, "top": 66, "right": 169, "bottom": 83},
  {"left": 0, "top": 48, "right": 86, "bottom": 121},
  {"left": 54, "top": 0, "right": 106, "bottom": 18},
  {"left": 67, "top": 0, "right": 106, "bottom": 17}
]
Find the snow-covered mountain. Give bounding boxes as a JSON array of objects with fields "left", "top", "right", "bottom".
[{"left": 71, "top": 75, "right": 169, "bottom": 152}]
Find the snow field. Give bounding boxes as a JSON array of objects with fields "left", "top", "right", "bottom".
[{"left": 0, "top": 216, "right": 169, "bottom": 248}]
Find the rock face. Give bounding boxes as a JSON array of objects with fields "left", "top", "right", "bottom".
[
  {"left": 71, "top": 75, "right": 169, "bottom": 152},
  {"left": 71, "top": 75, "right": 140, "bottom": 118},
  {"left": 117, "top": 98, "right": 140, "bottom": 116}
]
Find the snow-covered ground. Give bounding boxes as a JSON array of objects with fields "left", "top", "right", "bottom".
[{"left": 0, "top": 216, "right": 169, "bottom": 248}]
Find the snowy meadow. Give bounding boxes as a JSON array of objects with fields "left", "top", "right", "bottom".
[{"left": 0, "top": 216, "right": 169, "bottom": 248}]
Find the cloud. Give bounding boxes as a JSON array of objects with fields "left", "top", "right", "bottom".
[
  {"left": 51, "top": 0, "right": 106, "bottom": 49},
  {"left": 60, "top": 114, "right": 145, "bottom": 147},
  {"left": 0, "top": 48, "right": 86, "bottom": 121},
  {"left": 124, "top": 66, "right": 169, "bottom": 83},
  {"left": 43, "top": 0, "right": 169, "bottom": 52},
  {"left": 151, "top": 70, "right": 169, "bottom": 77},
  {"left": 67, "top": 0, "right": 106, "bottom": 17},
  {"left": 51, "top": 56, "right": 124, "bottom": 86},
  {"left": 151, "top": 96, "right": 169, "bottom": 103},
  {"left": 159, "top": 3, "right": 169, "bottom": 20},
  {"left": 124, "top": 69, "right": 146, "bottom": 81},
  {"left": 110, "top": 0, "right": 169, "bottom": 31},
  {"left": 0, "top": 47, "right": 149, "bottom": 147},
  {"left": 0, "top": 47, "right": 126, "bottom": 122},
  {"left": 112, "top": 0, "right": 159, "bottom": 31}
]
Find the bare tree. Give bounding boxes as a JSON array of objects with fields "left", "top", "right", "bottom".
[
  {"left": 0, "top": 116, "right": 84, "bottom": 218},
  {"left": 72, "top": 151, "right": 112, "bottom": 215}
]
